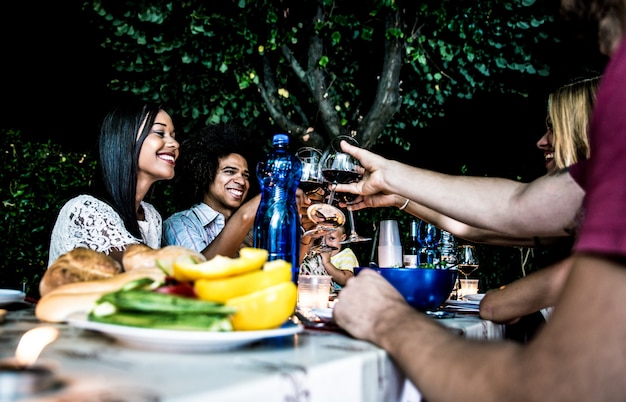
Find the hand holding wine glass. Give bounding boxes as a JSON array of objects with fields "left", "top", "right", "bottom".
[
  {"left": 301, "top": 142, "right": 347, "bottom": 252},
  {"left": 318, "top": 135, "right": 371, "bottom": 244}
]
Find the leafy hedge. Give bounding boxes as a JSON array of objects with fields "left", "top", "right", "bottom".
[
  {"left": 1, "top": 129, "right": 549, "bottom": 299},
  {"left": 1, "top": 129, "right": 97, "bottom": 297}
]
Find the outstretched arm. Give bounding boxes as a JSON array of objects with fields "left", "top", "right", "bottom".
[
  {"left": 342, "top": 193, "right": 566, "bottom": 247},
  {"left": 334, "top": 141, "right": 584, "bottom": 238},
  {"left": 479, "top": 256, "right": 573, "bottom": 324}
]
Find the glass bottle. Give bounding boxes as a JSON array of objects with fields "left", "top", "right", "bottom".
[
  {"left": 418, "top": 220, "right": 441, "bottom": 268},
  {"left": 403, "top": 220, "right": 420, "bottom": 268},
  {"left": 440, "top": 230, "right": 458, "bottom": 269},
  {"left": 253, "top": 134, "right": 302, "bottom": 283}
]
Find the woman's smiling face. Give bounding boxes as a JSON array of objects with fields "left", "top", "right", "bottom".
[{"left": 137, "top": 109, "right": 179, "bottom": 183}]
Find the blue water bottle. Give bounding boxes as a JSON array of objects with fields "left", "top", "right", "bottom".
[{"left": 253, "top": 134, "right": 302, "bottom": 283}]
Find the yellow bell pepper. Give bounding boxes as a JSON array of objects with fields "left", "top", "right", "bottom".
[
  {"left": 172, "top": 247, "right": 269, "bottom": 282},
  {"left": 226, "top": 282, "right": 297, "bottom": 331},
  {"left": 194, "top": 263, "right": 291, "bottom": 303}
]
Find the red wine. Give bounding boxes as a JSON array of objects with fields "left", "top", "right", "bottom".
[
  {"left": 321, "top": 169, "right": 361, "bottom": 184},
  {"left": 299, "top": 180, "right": 322, "bottom": 194},
  {"left": 336, "top": 192, "right": 358, "bottom": 203}
]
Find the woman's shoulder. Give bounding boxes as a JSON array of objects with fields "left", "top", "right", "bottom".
[
  {"left": 57, "top": 194, "right": 119, "bottom": 221},
  {"left": 62, "top": 194, "right": 103, "bottom": 206},
  {"left": 59, "top": 194, "right": 108, "bottom": 211}
]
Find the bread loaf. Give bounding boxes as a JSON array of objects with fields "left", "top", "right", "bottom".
[
  {"left": 35, "top": 268, "right": 166, "bottom": 322},
  {"left": 36, "top": 244, "right": 205, "bottom": 322},
  {"left": 39, "top": 248, "right": 122, "bottom": 297}
]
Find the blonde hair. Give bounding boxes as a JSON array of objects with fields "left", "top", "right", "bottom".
[{"left": 548, "top": 76, "right": 601, "bottom": 170}]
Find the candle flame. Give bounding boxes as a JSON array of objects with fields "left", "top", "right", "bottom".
[{"left": 15, "top": 327, "right": 59, "bottom": 367}]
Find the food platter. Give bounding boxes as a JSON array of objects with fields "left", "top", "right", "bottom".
[
  {"left": 67, "top": 313, "right": 303, "bottom": 352},
  {"left": 0, "top": 289, "right": 25, "bottom": 307}
]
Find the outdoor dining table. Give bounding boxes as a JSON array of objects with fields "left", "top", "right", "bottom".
[{"left": 0, "top": 303, "right": 503, "bottom": 402}]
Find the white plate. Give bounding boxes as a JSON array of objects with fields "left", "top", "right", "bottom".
[
  {"left": 67, "top": 313, "right": 303, "bottom": 352},
  {"left": 463, "top": 293, "right": 485, "bottom": 302},
  {"left": 443, "top": 299, "right": 480, "bottom": 312},
  {"left": 311, "top": 308, "right": 333, "bottom": 321},
  {"left": 0, "top": 289, "right": 25, "bottom": 306}
]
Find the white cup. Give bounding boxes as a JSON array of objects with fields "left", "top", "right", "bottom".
[
  {"left": 379, "top": 219, "right": 401, "bottom": 246},
  {"left": 378, "top": 220, "right": 402, "bottom": 267},
  {"left": 297, "top": 275, "right": 332, "bottom": 310},
  {"left": 458, "top": 279, "right": 479, "bottom": 298}
]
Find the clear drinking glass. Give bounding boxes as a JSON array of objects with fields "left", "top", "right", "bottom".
[{"left": 456, "top": 244, "right": 479, "bottom": 299}]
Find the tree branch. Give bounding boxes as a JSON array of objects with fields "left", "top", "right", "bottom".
[
  {"left": 257, "top": 54, "right": 325, "bottom": 148},
  {"left": 304, "top": 1, "right": 342, "bottom": 139},
  {"left": 358, "top": 9, "right": 404, "bottom": 149}
]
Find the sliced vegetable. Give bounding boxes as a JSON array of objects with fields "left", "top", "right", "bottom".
[
  {"left": 155, "top": 282, "right": 197, "bottom": 298},
  {"left": 119, "top": 277, "right": 162, "bottom": 292},
  {"left": 95, "top": 290, "right": 236, "bottom": 315},
  {"left": 226, "top": 281, "right": 297, "bottom": 331},
  {"left": 88, "top": 311, "right": 233, "bottom": 331},
  {"left": 173, "top": 248, "right": 268, "bottom": 281},
  {"left": 195, "top": 263, "right": 291, "bottom": 303}
]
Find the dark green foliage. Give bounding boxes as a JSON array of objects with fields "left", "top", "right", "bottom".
[
  {"left": 81, "top": 0, "right": 559, "bottom": 150},
  {"left": 0, "top": 130, "right": 97, "bottom": 297}
]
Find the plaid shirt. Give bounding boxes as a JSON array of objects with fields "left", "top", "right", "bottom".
[{"left": 162, "top": 203, "right": 225, "bottom": 253}]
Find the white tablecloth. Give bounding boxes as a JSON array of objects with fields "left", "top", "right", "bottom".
[{"left": 0, "top": 307, "right": 503, "bottom": 402}]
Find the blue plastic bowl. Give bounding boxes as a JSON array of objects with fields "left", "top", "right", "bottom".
[{"left": 354, "top": 267, "right": 457, "bottom": 311}]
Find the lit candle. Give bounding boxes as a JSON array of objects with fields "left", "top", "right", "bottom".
[{"left": 0, "top": 326, "right": 60, "bottom": 399}]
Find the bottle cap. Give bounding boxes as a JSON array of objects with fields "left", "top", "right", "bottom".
[{"left": 273, "top": 134, "right": 289, "bottom": 146}]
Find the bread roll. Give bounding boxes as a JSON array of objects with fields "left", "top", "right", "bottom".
[
  {"left": 40, "top": 248, "right": 122, "bottom": 297},
  {"left": 122, "top": 244, "right": 206, "bottom": 274},
  {"left": 35, "top": 291, "right": 105, "bottom": 323},
  {"left": 35, "top": 268, "right": 166, "bottom": 322}
]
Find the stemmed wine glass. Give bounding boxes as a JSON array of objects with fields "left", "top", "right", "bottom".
[
  {"left": 457, "top": 244, "right": 479, "bottom": 299},
  {"left": 296, "top": 147, "right": 325, "bottom": 196},
  {"left": 337, "top": 192, "right": 372, "bottom": 244},
  {"left": 317, "top": 135, "right": 371, "bottom": 244},
  {"left": 301, "top": 145, "right": 346, "bottom": 253}
]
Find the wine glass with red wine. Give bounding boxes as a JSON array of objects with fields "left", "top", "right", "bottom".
[
  {"left": 296, "top": 147, "right": 324, "bottom": 195},
  {"left": 300, "top": 146, "right": 345, "bottom": 253},
  {"left": 318, "top": 136, "right": 371, "bottom": 244}
]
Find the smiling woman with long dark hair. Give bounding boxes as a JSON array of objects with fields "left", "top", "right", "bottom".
[{"left": 47, "top": 100, "right": 179, "bottom": 266}]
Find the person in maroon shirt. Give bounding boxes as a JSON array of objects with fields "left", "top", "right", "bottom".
[{"left": 331, "top": 1, "right": 626, "bottom": 400}]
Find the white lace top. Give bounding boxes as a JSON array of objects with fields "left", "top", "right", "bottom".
[{"left": 47, "top": 194, "right": 162, "bottom": 266}]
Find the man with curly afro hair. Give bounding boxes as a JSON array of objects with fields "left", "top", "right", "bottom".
[{"left": 163, "top": 123, "right": 264, "bottom": 259}]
